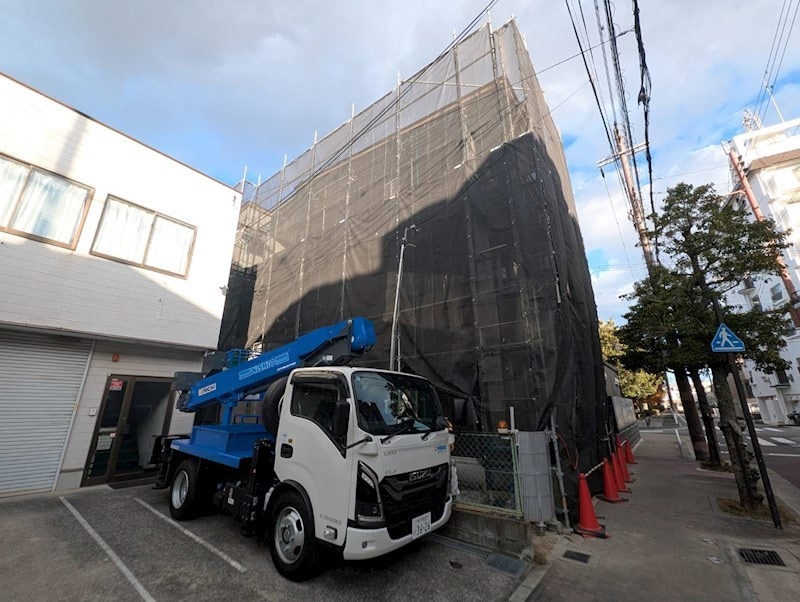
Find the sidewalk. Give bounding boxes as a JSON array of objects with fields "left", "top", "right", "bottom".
[{"left": 514, "top": 434, "right": 800, "bottom": 601}]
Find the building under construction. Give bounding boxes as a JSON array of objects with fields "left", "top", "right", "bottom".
[{"left": 221, "top": 20, "right": 607, "bottom": 501}]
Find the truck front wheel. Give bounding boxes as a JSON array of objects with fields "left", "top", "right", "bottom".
[
  {"left": 169, "top": 459, "right": 199, "bottom": 520},
  {"left": 269, "top": 490, "right": 318, "bottom": 581}
]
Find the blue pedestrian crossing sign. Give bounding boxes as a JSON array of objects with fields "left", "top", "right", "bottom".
[{"left": 711, "top": 323, "right": 745, "bottom": 353}]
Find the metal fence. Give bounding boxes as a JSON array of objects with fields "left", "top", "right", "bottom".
[{"left": 452, "top": 432, "right": 523, "bottom": 517}]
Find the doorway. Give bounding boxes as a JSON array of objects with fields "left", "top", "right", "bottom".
[{"left": 83, "top": 375, "right": 174, "bottom": 486}]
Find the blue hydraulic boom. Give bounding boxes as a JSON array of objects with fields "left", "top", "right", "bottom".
[
  {"left": 177, "top": 317, "right": 375, "bottom": 423},
  {"left": 168, "top": 318, "right": 375, "bottom": 468}
]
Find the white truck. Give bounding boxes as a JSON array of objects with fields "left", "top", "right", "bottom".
[{"left": 154, "top": 318, "right": 454, "bottom": 580}]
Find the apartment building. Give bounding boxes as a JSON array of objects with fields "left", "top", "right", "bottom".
[{"left": 726, "top": 117, "right": 800, "bottom": 425}]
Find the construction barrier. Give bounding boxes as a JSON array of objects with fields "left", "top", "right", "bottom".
[
  {"left": 624, "top": 439, "right": 637, "bottom": 464},
  {"left": 612, "top": 451, "right": 632, "bottom": 493},
  {"left": 598, "top": 458, "right": 628, "bottom": 503},
  {"left": 617, "top": 440, "right": 633, "bottom": 483},
  {"left": 573, "top": 472, "right": 607, "bottom": 538}
]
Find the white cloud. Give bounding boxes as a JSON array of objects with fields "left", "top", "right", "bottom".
[{"left": 0, "top": 0, "right": 798, "bottom": 320}]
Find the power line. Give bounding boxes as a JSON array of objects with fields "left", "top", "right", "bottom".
[
  {"left": 755, "top": 0, "right": 799, "bottom": 124},
  {"left": 563, "top": 0, "right": 616, "bottom": 153}
]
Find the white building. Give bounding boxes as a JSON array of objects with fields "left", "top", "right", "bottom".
[
  {"left": 726, "top": 117, "right": 800, "bottom": 425},
  {"left": 0, "top": 73, "right": 240, "bottom": 495}
]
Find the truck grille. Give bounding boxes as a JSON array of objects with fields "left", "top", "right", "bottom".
[{"left": 380, "top": 463, "right": 449, "bottom": 539}]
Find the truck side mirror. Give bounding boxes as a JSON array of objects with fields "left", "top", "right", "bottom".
[
  {"left": 332, "top": 400, "right": 350, "bottom": 439},
  {"left": 435, "top": 416, "right": 448, "bottom": 430}
]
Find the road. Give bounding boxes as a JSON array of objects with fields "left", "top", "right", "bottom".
[
  {"left": 640, "top": 415, "right": 800, "bottom": 489},
  {"left": 0, "top": 484, "right": 518, "bottom": 602}
]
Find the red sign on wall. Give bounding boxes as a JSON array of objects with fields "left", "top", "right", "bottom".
[{"left": 109, "top": 379, "right": 124, "bottom": 391}]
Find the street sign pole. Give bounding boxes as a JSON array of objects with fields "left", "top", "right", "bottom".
[
  {"left": 725, "top": 352, "right": 782, "bottom": 529},
  {"left": 711, "top": 321, "right": 782, "bottom": 529}
]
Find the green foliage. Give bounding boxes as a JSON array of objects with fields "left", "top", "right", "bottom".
[
  {"left": 598, "top": 318, "right": 624, "bottom": 362},
  {"left": 619, "top": 368, "right": 663, "bottom": 403},
  {"left": 652, "top": 182, "right": 790, "bottom": 293},
  {"left": 598, "top": 318, "right": 662, "bottom": 402},
  {"left": 621, "top": 182, "right": 790, "bottom": 375}
]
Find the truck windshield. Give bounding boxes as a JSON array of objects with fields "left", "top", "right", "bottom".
[{"left": 353, "top": 371, "right": 442, "bottom": 435}]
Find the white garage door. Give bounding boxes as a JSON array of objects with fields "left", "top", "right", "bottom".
[{"left": 0, "top": 330, "right": 92, "bottom": 496}]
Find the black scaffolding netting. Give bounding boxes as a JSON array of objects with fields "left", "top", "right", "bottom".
[{"left": 219, "top": 20, "right": 608, "bottom": 509}]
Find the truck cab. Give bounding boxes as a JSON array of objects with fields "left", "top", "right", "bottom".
[{"left": 274, "top": 367, "right": 453, "bottom": 562}]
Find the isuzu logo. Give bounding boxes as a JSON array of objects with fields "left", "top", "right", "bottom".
[{"left": 409, "top": 468, "right": 431, "bottom": 482}]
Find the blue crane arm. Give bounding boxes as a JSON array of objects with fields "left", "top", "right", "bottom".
[{"left": 178, "top": 318, "right": 375, "bottom": 414}]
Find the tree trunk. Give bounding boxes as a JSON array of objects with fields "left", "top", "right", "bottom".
[
  {"left": 711, "top": 364, "right": 761, "bottom": 507},
  {"left": 674, "top": 366, "right": 709, "bottom": 461},
  {"left": 688, "top": 366, "right": 722, "bottom": 466}
]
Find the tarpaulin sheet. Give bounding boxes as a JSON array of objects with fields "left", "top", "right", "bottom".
[{"left": 221, "top": 20, "right": 607, "bottom": 508}]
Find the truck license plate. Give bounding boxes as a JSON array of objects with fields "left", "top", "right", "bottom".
[{"left": 411, "top": 512, "right": 432, "bottom": 539}]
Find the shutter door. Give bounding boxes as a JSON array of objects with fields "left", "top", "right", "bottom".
[{"left": 0, "top": 330, "right": 91, "bottom": 496}]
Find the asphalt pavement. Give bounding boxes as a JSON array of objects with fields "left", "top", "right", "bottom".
[
  {"left": 646, "top": 414, "right": 800, "bottom": 489},
  {"left": 0, "top": 483, "right": 519, "bottom": 601}
]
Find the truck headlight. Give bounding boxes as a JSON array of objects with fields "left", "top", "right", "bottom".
[{"left": 356, "top": 462, "right": 384, "bottom": 526}]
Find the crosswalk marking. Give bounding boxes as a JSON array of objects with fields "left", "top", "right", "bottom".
[
  {"left": 757, "top": 437, "right": 777, "bottom": 447},
  {"left": 761, "top": 427, "right": 781, "bottom": 432},
  {"left": 771, "top": 437, "right": 795, "bottom": 445}
]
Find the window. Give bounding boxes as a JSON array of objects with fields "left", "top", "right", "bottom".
[
  {"left": 290, "top": 375, "right": 348, "bottom": 444},
  {"left": 0, "top": 154, "right": 91, "bottom": 247},
  {"left": 91, "top": 196, "right": 196, "bottom": 277},
  {"left": 771, "top": 284, "right": 784, "bottom": 302}
]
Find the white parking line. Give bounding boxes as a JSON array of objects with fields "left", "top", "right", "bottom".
[
  {"left": 771, "top": 437, "right": 796, "bottom": 445},
  {"left": 767, "top": 453, "right": 800, "bottom": 457},
  {"left": 134, "top": 498, "right": 247, "bottom": 573},
  {"left": 760, "top": 427, "right": 781, "bottom": 432},
  {"left": 60, "top": 497, "right": 155, "bottom": 602}
]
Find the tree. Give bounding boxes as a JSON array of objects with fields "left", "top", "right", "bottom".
[
  {"left": 620, "top": 267, "right": 717, "bottom": 461},
  {"left": 624, "top": 182, "right": 790, "bottom": 507},
  {"left": 598, "top": 319, "right": 662, "bottom": 414}
]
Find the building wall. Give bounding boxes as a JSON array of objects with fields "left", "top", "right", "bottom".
[
  {"left": 0, "top": 73, "right": 238, "bottom": 494},
  {"left": 727, "top": 118, "right": 800, "bottom": 424},
  {"left": 56, "top": 340, "right": 199, "bottom": 491},
  {"left": 0, "top": 73, "right": 240, "bottom": 350}
]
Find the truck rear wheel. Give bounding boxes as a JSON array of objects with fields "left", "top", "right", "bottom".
[
  {"left": 169, "top": 459, "right": 200, "bottom": 520},
  {"left": 269, "top": 490, "right": 318, "bottom": 581}
]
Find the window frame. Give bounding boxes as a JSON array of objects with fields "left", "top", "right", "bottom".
[
  {"left": 90, "top": 195, "right": 197, "bottom": 279},
  {"left": 0, "top": 152, "right": 94, "bottom": 250},
  {"left": 289, "top": 372, "right": 350, "bottom": 455}
]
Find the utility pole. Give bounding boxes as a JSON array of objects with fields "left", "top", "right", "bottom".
[
  {"left": 389, "top": 225, "right": 416, "bottom": 372},
  {"left": 599, "top": 126, "right": 710, "bottom": 461},
  {"left": 613, "top": 125, "right": 656, "bottom": 269}
]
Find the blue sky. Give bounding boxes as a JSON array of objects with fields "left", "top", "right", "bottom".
[{"left": 1, "top": 0, "right": 798, "bottom": 322}]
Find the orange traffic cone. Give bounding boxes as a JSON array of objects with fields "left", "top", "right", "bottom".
[
  {"left": 573, "top": 472, "right": 608, "bottom": 538},
  {"left": 598, "top": 458, "right": 628, "bottom": 503},
  {"left": 612, "top": 451, "right": 632, "bottom": 493},
  {"left": 617, "top": 440, "right": 633, "bottom": 483},
  {"left": 624, "top": 439, "right": 637, "bottom": 464}
]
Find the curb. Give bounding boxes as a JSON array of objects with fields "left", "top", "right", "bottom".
[
  {"left": 765, "top": 467, "right": 800, "bottom": 520},
  {"left": 507, "top": 536, "right": 569, "bottom": 601}
]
